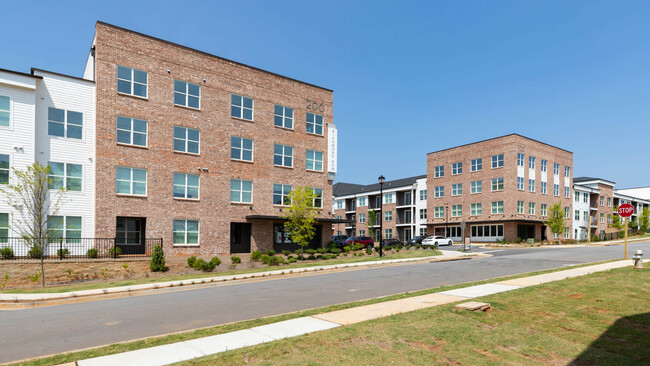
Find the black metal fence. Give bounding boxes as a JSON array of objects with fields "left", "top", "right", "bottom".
[{"left": 0, "top": 238, "right": 162, "bottom": 260}]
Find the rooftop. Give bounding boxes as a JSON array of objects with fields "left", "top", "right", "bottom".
[
  {"left": 333, "top": 174, "right": 427, "bottom": 197},
  {"left": 427, "top": 133, "right": 572, "bottom": 155},
  {"left": 573, "top": 177, "right": 616, "bottom": 185}
]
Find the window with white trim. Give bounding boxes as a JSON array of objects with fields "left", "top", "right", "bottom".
[
  {"left": 491, "top": 201, "right": 504, "bottom": 214},
  {"left": 419, "top": 227, "right": 427, "bottom": 236},
  {"left": 600, "top": 213, "right": 604, "bottom": 223},
  {"left": 564, "top": 206, "right": 570, "bottom": 218},
  {"left": 419, "top": 209, "right": 427, "bottom": 219},
  {"left": 359, "top": 230, "right": 365, "bottom": 236},
  {"left": 492, "top": 154, "right": 504, "bottom": 168},
  {"left": 471, "top": 158, "right": 482, "bottom": 172},
  {"left": 554, "top": 163, "right": 559, "bottom": 175},
  {"left": 554, "top": 184, "right": 559, "bottom": 196},
  {"left": 231, "top": 94, "right": 253, "bottom": 120},
  {"left": 517, "top": 177, "right": 524, "bottom": 191},
  {"left": 0, "top": 213, "right": 9, "bottom": 240},
  {"left": 541, "top": 181, "right": 547, "bottom": 194},
  {"left": 434, "top": 206, "right": 444, "bottom": 218},
  {"left": 48, "top": 107, "right": 83, "bottom": 139},
  {"left": 575, "top": 192, "right": 580, "bottom": 202},
  {"left": 471, "top": 203, "right": 482, "bottom": 216},
  {"left": 575, "top": 209, "right": 580, "bottom": 220},
  {"left": 451, "top": 204, "right": 462, "bottom": 217},
  {"left": 517, "top": 153, "right": 524, "bottom": 167},
  {"left": 231, "top": 179, "right": 253, "bottom": 203},
  {"left": 0, "top": 95, "right": 10, "bottom": 127},
  {"left": 541, "top": 204, "right": 547, "bottom": 216},
  {"left": 357, "top": 197, "right": 367, "bottom": 207},
  {"left": 273, "top": 183, "right": 292, "bottom": 205},
  {"left": 335, "top": 200, "right": 344, "bottom": 210},
  {"left": 529, "top": 202, "right": 535, "bottom": 215},
  {"left": 517, "top": 201, "right": 524, "bottom": 214},
  {"left": 383, "top": 192, "right": 394, "bottom": 204},
  {"left": 306, "top": 113, "right": 324, "bottom": 135},
  {"left": 529, "top": 179, "right": 535, "bottom": 192},
  {"left": 583, "top": 193, "right": 588, "bottom": 203},
  {"left": 116, "top": 116, "right": 147, "bottom": 147},
  {"left": 607, "top": 197, "right": 611, "bottom": 207},
  {"left": 541, "top": 159, "right": 547, "bottom": 172},
  {"left": 565, "top": 186, "right": 570, "bottom": 198},
  {"left": 306, "top": 150, "right": 323, "bottom": 171},
  {"left": 384, "top": 211, "right": 392, "bottom": 221},
  {"left": 231, "top": 136, "right": 253, "bottom": 162},
  {"left": 529, "top": 156, "right": 535, "bottom": 169},
  {"left": 452, "top": 162, "right": 462, "bottom": 175},
  {"left": 452, "top": 183, "right": 462, "bottom": 196},
  {"left": 470, "top": 180, "right": 482, "bottom": 194},
  {"left": 117, "top": 65, "right": 147, "bottom": 97},
  {"left": 311, "top": 187, "right": 323, "bottom": 208},
  {"left": 116, "top": 167, "right": 146, "bottom": 196},
  {"left": 274, "top": 105, "right": 293, "bottom": 129},
  {"left": 384, "top": 229, "right": 393, "bottom": 239},
  {"left": 174, "top": 80, "right": 200, "bottom": 109},
  {"left": 564, "top": 227, "right": 570, "bottom": 239},
  {"left": 491, "top": 177, "right": 504, "bottom": 191},
  {"left": 173, "top": 173, "right": 199, "bottom": 199},
  {"left": 0, "top": 154, "right": 8, "bottom": 185},
  {"left": 274, "top": 144, "right": 293, "bottom": 167},
  {"left": 434, "top": 165, "right": 444, "bottom": 178},
  {"left": 434, "top": 185, "right": 444, "bottom": 198},
  {"left": 174, "top": 126, "right": 200, "bottom": 154},
  {"left": 565, "top": 166, "right": 570, "bottom": 178},
  {"left": 419, "top": 190, "right": 427, "bottom": 200},
  {"left": 47, "top": 216, "right": 81, "bottom": 242},
  {"left": 173, "top": 220, "right": 199, "bottom": 245},
  {"left": 48, "top": 162, "right": 82, "bottom": 191},
  {"left": 359, "top": 213, "right": 366, "bottom": 223}
]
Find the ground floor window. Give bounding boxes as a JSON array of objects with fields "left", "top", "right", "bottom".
[
  {"left": 435, "top": 226, "right": 461, "bottom": 238},
  {"left": 359, "top": 229, "right": 365, "bottom": 236},
  {"left": 419, "top": 227, "right": 427, "bottom": 236},
  {"left": 173, "top": 220, "right": 199, "bottom": 245},
  {"left": 470, "top": 224, "right": 504, "bottom": 240},
  {"left": 0, "top": 213, "right": 8, "bottom": 241},
  {"left": 384, "top": 229, "right": 392, "bottom": 239},
  {"left": 47, "top": 216, "right": 82, "bottom": 243}
]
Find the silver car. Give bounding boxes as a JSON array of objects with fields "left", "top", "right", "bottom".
[{"left": 422, "top": 236, "right": 453, "bottom": 246}]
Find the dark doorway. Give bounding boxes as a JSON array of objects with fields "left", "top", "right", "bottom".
[
  {"left": 273, "top": 224, "right": 322, "bottom": 251},
  {"left": 517, "top": 224, "right": 535, "bottom": 240},
  {"left": 541, "top": 225, "right": 547, "bottom": 241},
  {"left": 230, "top": 223, "right": 252, "bottom": 253},
  {"left": 116, "top": 217, "right": 146, "bottom": 254}
]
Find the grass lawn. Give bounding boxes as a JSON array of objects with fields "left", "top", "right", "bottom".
[
  {"left": 176, "top": 266, "right": 650, "bottom": 366},
  {"left": 1, "top": 249, "right": 441, "bottom": 294}
]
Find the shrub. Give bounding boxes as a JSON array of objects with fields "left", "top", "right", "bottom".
[
  {"left": 87, "top": 248, "right": 98, "bottom": 258},
  {"left": 305, "top": 249, "right": 317, "bottom": 255},
  {"left": 326, "top": 241, "right": 336, "bottom": 249},
  {"left": 515, "top": 237, "right": 522, "bottom": 243},
  {"left": 342, "top": 246, "right": 351, "bottom": 253},
  {"left": 57, "top": 248, "right": 70, "bottom": 258},
  {"left": 495, "top": 238, "right": 501, "bottom": 244},
  {"left": 618, "top": 230, "right": 625, "bottom": 238},
  {"left": 193, "top": 258, "right": 210, "bottom": 271},
  {"left": 187, "top": 256, "right": 197, "bottom": 268},
  {"left": 261, "top": 254, "right": 271, "bottom": 265},
  {"left": 0, "top": 247, "right": 14, "bottom": 260},
  {"left": 281, "top": 250, "right": 291, "bottom": 256},
  {"left": 330, "top": 248, "right": 341, "bottom": 255},
  {"left": 288, "top": 257, "right": 297, "bottom": 263},
  {"left": 210, "top": 256, "right": 221, "bottom": 267},
  {"left": 591, "top": 234, "right": 599, "bottom": 242},
  {"left": 150, "top": 244, "right": 165, "bottom": 272},
  {"left": 265, "top": 249, "right": 276, "bottom": 256},
  {"left": 28, "top": 245, "right": 42, "bottom": 259},
  {"left": 262, "top": 255, "right": 284, "bottom": 266},
  {"left": 230, "top": 255, "right": 241, "bottom": 264},
  {"left": 251, "top": 250, "right": 262, "bottom": 261},
  {"left": 307, "top": 254, "right": 316, "bottom": 260},
  {"left": 317, "top": 248, "right": 327, "bottom": 254},
  {"left": 353, "top": 243, "right": 363, "bottom": 251},
  {"left": 108, "top": 246, "right": 122, "bottom": 257}
]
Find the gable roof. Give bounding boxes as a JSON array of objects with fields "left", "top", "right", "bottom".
[{"left": 333, "top": 174, "right": 426, "bottom": 197}]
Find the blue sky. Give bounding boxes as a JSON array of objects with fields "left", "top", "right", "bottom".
[{"left": 3, "top": 1, "right": 650, "bottom": 188}]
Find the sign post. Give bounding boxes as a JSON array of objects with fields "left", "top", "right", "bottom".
[{"left": 618, "top": 203, "right": 634, "bottom": 259}]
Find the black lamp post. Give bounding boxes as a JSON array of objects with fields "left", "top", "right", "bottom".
[
  {"left": 445, "top": 203, "right": 449, "bottom": 238},
  {"left": 378, "top": 175, "right": 385, "bottom": 257}
]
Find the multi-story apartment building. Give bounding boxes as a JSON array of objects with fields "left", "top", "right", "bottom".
[
  {"left": 332, "top": 175, "right": 427, "bottom": 242},
  {"left": 426, "top": 134, "right": 573, "bottom": 242}
]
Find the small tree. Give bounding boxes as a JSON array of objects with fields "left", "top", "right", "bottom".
[
  {"left": 546, "top": 202, "right": 565, "bottom": 243},
  {"left": 149, "top": 244, "right": 165, "bottom": 272},
  {"left": 639, "top": 207, "right": 650, "bottom": 233},
  {"left": 0, "top": 162, "right": 65, "bottom": 286},
  {"left": 283, "top": 186, "right": 318, "bottom": 252},
  {"left": 367, "top": 209, "right": 377, "bottom": 241},
  {"left": 610, "top": 206, "right": 623, "bottom": 230}
]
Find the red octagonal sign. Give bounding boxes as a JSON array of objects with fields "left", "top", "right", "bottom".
[{"left": 618, "top": 203, "right": 635, "bottom": 218}]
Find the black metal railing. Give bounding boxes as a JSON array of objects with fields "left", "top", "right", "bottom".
[{"left": 0, "top": 237, "right": 162, "bottom": 260}]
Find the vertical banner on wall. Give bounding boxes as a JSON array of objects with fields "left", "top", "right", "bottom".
[{"left": 327, "top": 124, "right": 337, "bottom": 181}]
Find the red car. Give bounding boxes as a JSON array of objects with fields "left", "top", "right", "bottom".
[{"left": 344, "top": 236, "right": 374, "bottom": 249}]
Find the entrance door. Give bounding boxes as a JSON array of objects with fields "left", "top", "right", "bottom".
[
  {"left": 116, "top": 217, "right": 146, "bottom": 254},
  {"left": 517, "top": 224, "right": 535, "bottom": 240},
  {"left": 230, "top": 223, "right": 252, "bottom": 253},
  {"left": 541, "top": 225, "right": 547, "bottom": 241}
]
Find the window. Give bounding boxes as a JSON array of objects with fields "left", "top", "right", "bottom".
[
  {"left": 306, "top": 150, "right": 324, "bottom": 171},
  {"left": 434, "top": 165, "right": 444, "bottom": 178},
  {"left": 385, "top": 211, "right": 392, "bottom": 221},
  {"left": 607, "top": 197, "right": 612, "bottom": 207},
  {"left": 231, "top": 94, "right": 253, "bottom": 120},
  {"left": 359, "top": 230, "right": 365, "bottom": 236},
  {"left": 451, "top": 205, "right": 462, "bottom": 217},
  {"left": 541, "top": 204, "right": 547, "bottom": 216},
  {"left": 565, "top": 166, "right": 570, "bottom": 178},
  {"left": 384, "top": 229, "right": 392, "bottom": 239},
  {"left": 492, "top": 154, "right": 504, "bottom": 168},
  {"left": 419, "top": 209, "right": 427, "bottom": 219},
  {"left": 311, "top": 188, "right": 323, "bottom": 208},
  {"left": 541, "top": 160, "right": 547, "bottom": 172},
  {"left": 231, "top": 136, "right": 253, "bottom": 161},
  {"left": 575, "top": 192, "right": 580, "bottom": 202},
  {"left": 0, "top": 213, "right": 9, "bottom": 239},
  {"left": 174, "top": 126, "right": 200, "bottom": 154},
  {"left": 471, "top": 203, "right": 482, "bottom": 216},
  {"left": 231, "top": 179, "right": 253, "bottom": 203},
  {"left": 565, "top": 187, "right": 570, "bottom": 198},
  {"left": 583, "top": 210, "right": 589, "bottom": 221},
  {"left": 583, "top": 194, "right": 588, "bottom": 203},
  {"left": 273, "top": 144, "right": 293, "bottom": 167},
  {"left": 173, "top": 220, "right": 199, "bottom": 245},
  {"left": 419, "top": 227, "right": 427, "bottom": 236},
  {"left": 274, "top": 105, "right": 293, "bottom": 129},
  {"left": 553, "top": 163, "right": 559, "bottom": 175},
  {"left": 471, "top": 158, "right": 482, "bottom": 172},
  {"left": 491, "top": 177, "right": 504, "bottom": 191},
  {"left": 335, "top": 200, "right": 344, "bottom": 210},
  {"left": 541, "top": 181, "right": 547, "bottom": 194},
  {"left": 600, "top": 213, "right": 604, "bottom": 223},
  {"left": 48, "top": 107, "right": 83, "bottom": 139},
  {"left": 116, "top": 116, "right": 147, "bottom": 147},
  {"left": 434, "top": 206, "right": 444, "bottom": 218},
  {"left": 607, "top": 214, "right": 612, "bottom": 224},
  {"left": 273, "top": 183, "right": 292, "bottom": 205},
  {"left": 358, "top": 197, "right": 367, "bottom": 207},
  {"left": 471, "top": 224, "right": 504, "bottom": 238},
  {"left": 116, "top": 167, "right": 146, "bottom": 196},
  {"left": 470, "top": 180, "right": 482, "bottom": 194},
  {"left": 574, "top": 209, "right": 580, "bottom": 220},
  {"left": 564, "top": 207, "right": 570, "bottom": 219},
  {"left": 359, "top": 213, "right": 366, "bottom": 223},
  {"left": 517, "top": 177, "right": 524, "bottom": 191},
  {"left": 529, "top": 202, "right": 535, "bottom": 215},
  {"left": 517, "top": 153, "right": 524, "bottom": 167},
  {"left": 0, "top": 154, "right": 8, "bottom": 184},
  {"left": 554, "top": 184, "right": 559, "bottom": 196},
  {"left": 434, "top": 185, "right": 444, "bottom": 198},
  {"left": 0, "top": 95, "right": 10, "bottom": 127},
  {"left": 529, "top": 156, "right": 535, "bottom": 169},
  {"left": 419, "top": 190, "right": 427, "bottom": 200},
  {"left": 491, "top": 201, "right": 504, "bottom": 214},
  {"left": 452, "top": 183, "right": 462, "bottom": 196},
  {"left": 306, "top": 113, "right": 324, "bottom": 135},
  {"left": 173, "top": 173, "right": 199, "bottom": 199},
  {"left": 600, "top": 196, "right": 604, "bottom": 206},
  {"left": 452, "top": 162, "right": 462, "bottom": 175},
  {"left": 48, "top": 162, "right": 82, "bottom": 192},
  {"left": 117, "top": 65, "right": 147, "bottom": 97},
  {"left": 173, "top": 80, "right": 200, "bottom": 109},
  {"left": 517, "top": 201, "right": 524, "bottom": 214},
  {"left": 47, "top": 216, "right": 81, "bottom": 242},
  {"left": 383, "top": 192, "right": 394, "bottom": 204},
  {"left": 529, "top": 179, "right": 535, "bottom": 192}
]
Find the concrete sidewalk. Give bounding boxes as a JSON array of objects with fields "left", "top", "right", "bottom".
[{"left": 75, "top": 258, "right": 647, "bottom": 366}]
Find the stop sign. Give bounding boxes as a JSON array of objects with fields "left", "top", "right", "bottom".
[{"left": 618, "top": 203, "right": 634, "bottom": 218}]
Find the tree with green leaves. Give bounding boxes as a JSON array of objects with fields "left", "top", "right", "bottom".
[
  {"left": 639, "top": 207, "right": 650, "bottom": 234},
  {"left": 367, "top": 209, "right": 377, "bottom": 240},
  {"left": 610, "top": 206, "right": 623, "bottom": 230},
  {"left": 283, "top": 186, "right": 318, "bottom": 252},
  {"left": 0, "top": 162, "right": 65, "bottom": 286},
  {"left": 546, "top": 202, "right": 565, "bottom": 243}
]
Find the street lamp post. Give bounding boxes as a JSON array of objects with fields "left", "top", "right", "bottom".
[
  {"left": 445, "top": 203, "right": 449, "bottom": 238},
  {"left": 378, "top": 175, "right": 385, "bottom": 257}
]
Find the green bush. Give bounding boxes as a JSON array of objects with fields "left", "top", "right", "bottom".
[
  {"left": 28, "top": 245, "right": 42, "bottom": 259},
  {"left": 265, "top": 249, "right": 276, "bottom": 256},
  {"left": 150, "top": 244, "right": 165, "bottom": 272},
  {"left": 230, "top": 255, "right": 241, "bottom": 264},
  {"left": 57, "top": 248, "right": 70, "bottom": 258},
  {"left": 187, "top": 256, "right": 197, "bottom": 268},
  {"left": 353, "top": 243, "right": 363, "bottom": 251},
  {"left": 87, "top": 248, "right": 98, "bottom": 258},
  {"left": 1, "top": 247, "right": 15, "bottom": 259},
  {"left": 108, "top": 247, "right": 122, "bottom": 257},
  {"left": 307, "top": 254, "right": 316, "bottom": 260},
  {"left": 251, "top": 250, "right": 262, "bottom": 261},
  {"left": 305, "top": 249, "right": 317, "bottom": 255},
  {"left": 342, "top": 245, "right": 351, "bottom": 252},
  {"left": 365, "top": 248, "right": 372, "bottom": 255},
  {"left": 591, "top": 234, "right": 599, "bottom": 242},
  {"left": 326, "top": 241, "right": 336, "bottom": 249},
  {"left": 515, "top": 237, "right": 522, "bottom": 243},
  {"left": 261, "top": 254, "right": 271, "bottom": 265},
  {"left": 281, "top": 250, "right": 291, "bottom": 256},
  {"left": 261, "top": 255, "right": 284, "bottom": 266},
  {"left": 288, "top": 257, "right": 297, "bottom": 263},
  {"left": 330, "top": 248, "right": 341, "bottom": 255},
  {"left": 316, "top": 248, "right": 327, "bottom": 254},
  {"left": 191, "top": 257, "right": 221, "bottom": 272}
]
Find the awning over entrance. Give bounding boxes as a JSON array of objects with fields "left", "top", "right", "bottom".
[{"left": 245, "top": 215, "right": 352, "bottom": 224}]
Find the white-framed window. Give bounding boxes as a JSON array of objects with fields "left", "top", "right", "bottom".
[
  {"left": 359, "top": 213, "right": 366, "bottom": 223},
  {"left": 357, "top": 197, "right": 367, "bottom": 207},
  {"left": 584, "top": 194, "right": 588, "bottom": 203},
  {"left": 173, "top": 219, "right": 199, "bottom": 245},
  {"left": 117, "top": 65, "right": 147, "bottom": 97},
  {"left": 274, "top": 144, "right": 293, "bottom": 167},
  {"left": 565, "top": 166, "right": 570, "bottom": 178},
  {"left": 419, "top": 227, "right": 427, "bottom": 236},
  {"left": 471, "top": 224, "right": 504, "bottom": 238},
  {"left": 529, "top": 202, "right": 535, "bottom": 215},
  {"left": 383, "top": 192, "right": 394, "bottom": 204},
  {"left": 564, "top": 227, "right": 570, "bottom": 239},
  {"left": 0, "top": 212, "right": 8, "bottom": 239},
  {"left": 359, "top": 230, "right": 365, "bottom": 236},
  {"left": 554, "top": 184, "right": 559, "bottom": 196},
  {"left": 600, "top": 196, "right": 604, "bottom": 206},
  {"left": 607, "top": 197, "right": 611, "bottom": 207},
  {"left": 529, "top": 179, "right": 535, "bottom": 192},
  {"left": 452, "top": 162, "right": 462, "bottom": 175},
  {"left": 434, "top": 206, "right": 444, "bottom": 218},
  {"left": 491, "top": 177, "right": 504, "bottom": 191},
  {"left": 434, "top": 165, "right": 444, "bottom": 178},
  {"left": 311, "top": 187, "right": 323, "bottom": 208},
  {"left": 273, "top": 183, "right": 292, "bottom": 206},
  {"left": 607, "top": 214, "right": 612, "bottom": 224},
  {"left": 452, "top": 183, "right": 462, "bottom": 196},
  {"left": 116, "top": 116, "right": 147, "bottom": 147},
  {"left": 0, "top": 154, "right": 9, "bottom": 185},
  {"left": 541, "top": 181, "right": 547, "bottom": 194},
  {"left": 335, "top": 200, "right": 344, "bottom": 210},
  {"left": 574, "top": 209, "right": 580, "bottom": 220},
  {"left": 231, "top": 94, "right": 253, "bottom": 120},
  {"left": 419, "top": 190, "right": 427, "bottom": 200},
  {"left": 274, "top": 105, "right": 293, "bottom": 129},
  {"left": 434, "top": 185, "right": 444, "bottom": 198},
  {"left": 384, "top": 211, "right": 392, "bottom": 221},
  {"left": 231, "top": 179, "right": 253, "bottom": 203},
  {"left": 492, "top": 154, "right": 504, "bottom": 168},
  {"left": 517, "top": 153, "right": 524, "bottom": 167},
  {"left": 564, "top": 207, "right": 570, "bottom": 219},
  {"left": 471, "top": 203, "right": 482, "bottom": 216},
  {"left": 0, "top": 95, "right": 10, "bottom": 128},
  {"left": 541, "top": 204, "right": 547, "bottom": 217},
  {"left": 541, "top": 160, "right": 547, "bottom": 172},
  {"left": 600, "top": 213, "right": 604, "bottom": 223},
  {"left": 517, "top": 177, "right": 524, "bottom": 191},
  {"left": 116, "top": 167, "right": 147, "bottom": 196},
  {"left": 451, "top": 204, "right": 462, "bottom": 217},
  {"left": 231, "top": 136, "right": 253, "bottom": 162},
  {"left": 384, "top": 229, "right": 393, "bottom": 239},
  {"left": 470, "top": 180, "right": 482, "bottom": 194},
  {"left": 47, "top": 216, "right": 82, "bottom": 242},
  {"left": 529, "top": 156, "right": 535, "bottom": 169},
  {"left": 517, "top": 201, "right": 524, "bottom": 214},
  {"left": 471, "top": 158, "right": 482, "bottom": 172},
  {"left": 173, "top": 80, "right": 200, "bottom": 109},
  {"left": 174, "top": 126, "right": 200, "bottom": 154},
  {"left": 173, "top": 173, "right": 199, "bottom": 199},
  {"left": 48, "top": 107, "right": 83, "bottom": 139},
  {"left": 306, "top": 113, "right": 324, "bottom": 135},
  {"left": 419, "top": 209, "right": 427, "bottom": 219},
  {"left": 491, "top": 201, "right": 504, "bottom": 214},
  {"left": 48, "top": 162, "right": 82, "bottom": 192},
  {"left": 553, "top": 163, "right": 559, "bottom": 175},
  {"left": 565, "top": 187, "right": 570, "bottom": 198},
  {"left": 306, "top": 150, "right": 324, "bottom": 171}
]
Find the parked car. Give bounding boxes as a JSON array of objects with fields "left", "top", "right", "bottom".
[
  {"left": 421, "top": 236, "right": 453, "bottom": 246},
  {"left": 331, "top": 235, "right": 348, "bottom": 246},
  {"left": 380, "top": 238, "right": 402, "bottom": 247},
  {"left": 407, "top": 236, "right": 427, "bottom": 245},
  {"left": 344, "top": 236, "right": 374, "bottom": 249}
]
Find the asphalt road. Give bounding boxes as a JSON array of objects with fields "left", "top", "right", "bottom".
[{"left": 1, "top": 241, "right": 648, "bottom": 363}]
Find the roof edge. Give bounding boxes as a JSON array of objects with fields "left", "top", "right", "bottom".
[
  {"left": 427, "top": 133, "right": 573, "bottom": 155},
  {"left": 0, "top": 67, "right": 42, "bottom": 79},
  {"left": 31, "top": 68, "right": 95, "bottom": 84}
]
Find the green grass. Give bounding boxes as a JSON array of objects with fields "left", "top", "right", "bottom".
[
  {"left": 4, "top": 259, "right": 623, "bottom": 366},
  {"left": 177, "top": 266, "right": 650, "bottom": 365},
  {"left": 1, "top": 249, "right": 441, "bottom": 294}
]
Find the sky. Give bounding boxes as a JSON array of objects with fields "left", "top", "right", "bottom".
[{"left": 2, "top": 1, "right": 650, "bottom": 188}]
